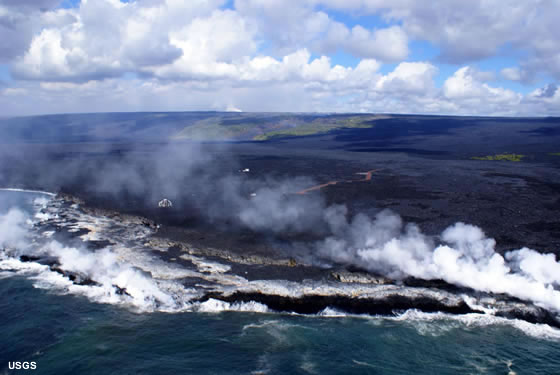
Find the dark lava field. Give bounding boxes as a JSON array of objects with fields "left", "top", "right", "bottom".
[{"left": 1, "top": 113, "right": 559, "bottom": 256}]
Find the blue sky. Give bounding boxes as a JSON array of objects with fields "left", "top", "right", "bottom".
[
  {"left": 319, "top": 7, "right": 547, "bottom": 94},
  {"left": 0, "top": 0, "right": 558, "bottom": 116},
  {"left": 0, "top": 65, "right": 11, "bottom": 82}
]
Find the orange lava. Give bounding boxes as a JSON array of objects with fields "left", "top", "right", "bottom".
[
  {"left": 358, "top": 169, "right": 383, "bottom": 182},
  {"left": 295, "top": 168, "right": 383, "bottom": 195},
  {"left": 295, "top": 181, "right": 338, "bottom": 195}
]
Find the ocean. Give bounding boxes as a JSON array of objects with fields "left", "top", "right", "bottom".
[{"left": 1, "top": 190, "right": 560, "bottom": 374}]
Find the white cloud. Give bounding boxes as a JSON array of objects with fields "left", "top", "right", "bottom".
[
  {"left": 235, "top": 0, "right": 409, "bottom": 61},
  {"left": 149, "top": 9, "right": 256, "bottom": 80},
  {"left": 0, "top": 0, "right": 60, "bottom": 8},
  {"left": 11, "top": 0, "right": 229, "bottom": 81},
  {"left": 376, "top": 62, "right": 437, "bottom": 93},
  {"left": 443, "top": 66, "right": 522, "bottom": 115},
  {"left": 521, "top": 84, "right": 560, "bottom": 116},
  {"left": 529, "top": 84, "right": 558, "bottom": 100},
  {"left": 501, "top": 67, "right": 522, "bottom": 82},
  {"left": 344, "top": 25, "right": 408, "bottom": 62},
  {"left": 0, "top": 0, "right": 558, "bottom": 116},
  {"left": 2, "top": 87, "right": 27, "bottom": 96},
  {"left": 444, "top": 67, "right": 516, "bottom": 101},
  {"left": 316, "top": 0, "right": 560, "bottom": 80},
  {"left": 0, "top": 3, "right": 53, "bottom": 62},
  {"left": 2, "top": 63, "right": 545, "bottom": 117}
]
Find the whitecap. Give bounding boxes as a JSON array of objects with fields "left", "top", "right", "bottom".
[
  {"left": 387, "top": 309, "right": 560, "bottom": 341},
  {"left": 197, "top": 298, "right": 269, "bottom": 313}
]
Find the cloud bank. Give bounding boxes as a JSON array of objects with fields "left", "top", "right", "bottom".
[{"left": 0, "top": 0, "right": 559, "bottom": 116}]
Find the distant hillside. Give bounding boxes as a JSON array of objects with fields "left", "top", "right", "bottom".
[
  {"left": 0, "top": 112, "right": 216, "bottom": 143},
  {"left": 172, "top": 113, "right": 389, "bottom": 141},
  {"left": 1, "top": 112, "right": 559, "bottom": 151},
  {"left": 0, "top": 112, "right": 389, "bottom": 143}
]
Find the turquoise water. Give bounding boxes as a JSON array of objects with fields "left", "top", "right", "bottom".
[{"left": 2, "top": 191, "right": 560, "bottom": 374}]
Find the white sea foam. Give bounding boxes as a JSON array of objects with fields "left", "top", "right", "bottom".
[
  {"left": 299, "top": 353, "right": 318, "bottom": 374},
  {"left": 33, "top": 197, "right": 51, "bottom": 207},
  {"left": 0, "top": 188, "right": 55, "bottom": 196},
  {"left": 8, "top": 238, "right": 560, "bottom": 339},
  {"left": 0, "top": 271, "right": 14, "bottom": 279},
  {"left": 352, "top": 360, "right": 377, "bottom": 369},
  {"left": 462, "top": 295, "right": 497, "bottom": 315},
  {"left": 0, "top": 202, "right": 199, "bottom": 312},
  {"left": 0, "top": 197, "right": 263, "bottom": 312},
  {"left": 388, "top": 309, "right": 560, "bottom": 341},
  {"left": 317, "top": 307, "right": 357, "bottom": 318},
  {"left": 251, "top": 354, "right": 272, "bottom": 375},
  {"left": 315, "top": 307, "right": 560, "bottom": 341},
  {"left": 197, "top": 298, "right": 269, "bottom": 313},
  {"left": 182, "top": 255, "right": 231, "bottom": 274},
  {"left": 0, "top": 256, "right": 50, "bottom": 274},
  {"left": 242, "top": 320, "right": 282, "bottom": 331},
  {"left": 3, "top": 189, "right": 560, "bottom": 342},
  {"left": 242, "top": 319, "right": 316, "bottom": 349},
  {"left": 34, "top": 212, "right": 52, "bottom": 222}
]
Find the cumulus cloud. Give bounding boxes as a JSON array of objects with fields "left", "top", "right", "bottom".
[
  {"left": 0, "top": 0, "right": 66, "bottom": 62},
  {"left": 149, "top": 9, "right": 257, "bottom": 80},
  {"left": 235, "top": 0, "right": 408, "bottom": 61},
  {"left": 0, "top": 0, "right": 558, "bottom": 116},
  {"left": 316, "top": 0, "right": 560, "bottom": 80},
  {"left": 442, "top": 66, "right": 522, "bottom": 114},
  {"left": 533, "top": 84, "right": 558, "bottom": 99},
  {"left": 7, "top": 0, "right": 407, "bottom": 84},
  {"left": 0, "top": 0, "right": 60, "bottom": 8},
  {"left": 11, "top": 0, "right": 228, "bottom": 81},
  {"left": 343, "top": 25, "right": 408, "bottom": 62},
  {"left": 0, "top": 63, "right": 552, "bottom": 117},
  {"left": 376, "top": 62, "right": 437, "bottom": 93},
  {"left": 501, "top": 67, "right": 531, "bottom": 83},
  {"left": 521, "top": 83, "right": 560, "bottom": 116}
]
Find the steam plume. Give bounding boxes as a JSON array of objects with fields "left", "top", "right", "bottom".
[
  {"left": 315, "top": 209, "right": 560, "bottom": 312},
  {"left": 1, "top": 136, "right": 560, "bottom": 314}
]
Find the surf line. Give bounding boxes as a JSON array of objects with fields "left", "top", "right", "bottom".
[
  {"left": 0, "top": 188, "right": 56, "bottom": 196},
  {"left": 295, "top": 169, "right": 383, "bottom": 195}
]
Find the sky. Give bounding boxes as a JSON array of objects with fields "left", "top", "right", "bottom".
[{"left": 0, "top": 0, "right": 559, "bottom": 117}]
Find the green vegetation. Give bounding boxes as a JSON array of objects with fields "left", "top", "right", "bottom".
[
  {"left": 471, "top": 153, "right": 526, "bottom": 162},
  {"left": 548, "top": 153, "right": 560, "bottom": 156},
  {"left": 171, "top": 114, "right": 390, "bottom": 141},
  {"left": 172, "top": 118, "right": 257, "bottom": 141},
  {"left": 252, "top": 116, "right": 385, "bottom": 140}
]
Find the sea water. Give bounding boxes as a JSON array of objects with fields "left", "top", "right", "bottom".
[{"left": 1, "top": 190, "right": 560, "bottom": 375}]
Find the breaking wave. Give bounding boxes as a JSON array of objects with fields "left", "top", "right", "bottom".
[{"left": 0, "top": 189, "right": 560, "bottom": 341}]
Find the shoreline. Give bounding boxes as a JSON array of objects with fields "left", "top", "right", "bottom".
[
  {"left": 7, "top": 189, "right": 557, "bottom": 329},
  {"left": 0, "top": 188, "right": 56, "bottom": 197}
]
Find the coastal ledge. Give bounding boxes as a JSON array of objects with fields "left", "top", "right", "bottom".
[{"left": 10, "top": 190, "right": 560, "bottom": 329}]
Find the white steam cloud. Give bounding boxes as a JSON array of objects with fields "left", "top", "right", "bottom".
[
  {"left": 0, "top": 206, "right": 178, "bottom": 311},
  {"left": 43, "top": 242, "right": 175, "bottom": 307},
  {"left": 315, "top": 209, "right": 560, "bottom": 313},
  {"left": 2, "top": 144, "right": 560, "bottom": 318},
  {"left": 0, "top": 208, "right": 30, "bottom": 251},
  {"left": 0, "top": 141, "right": 330, "bottom": 235}
]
